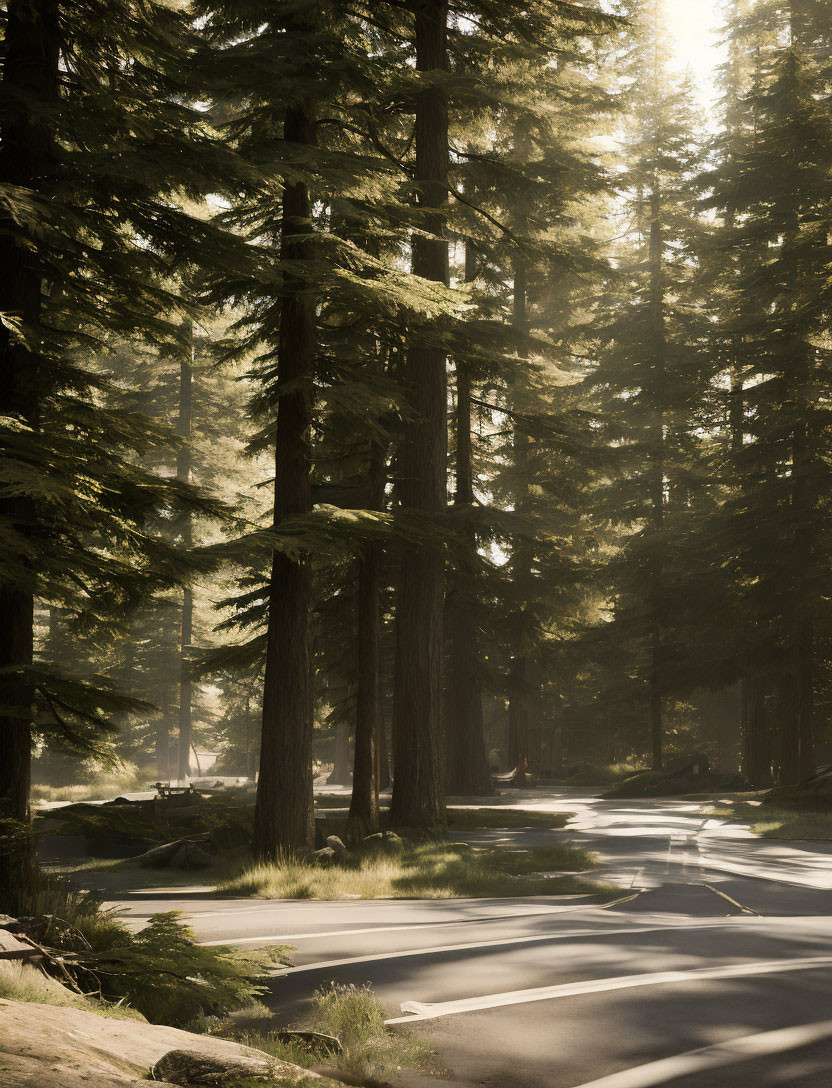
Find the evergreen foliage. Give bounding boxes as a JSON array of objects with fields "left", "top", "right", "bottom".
[{"left": 3, "top": 0, "right": 832, "bottom": 898}]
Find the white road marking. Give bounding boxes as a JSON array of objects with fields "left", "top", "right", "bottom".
[
  {"left": 386, "top": 955, "right": 832, "bottom": 1024},
  {"left": 567, "top": 1019, "right": 832, "bottom": 1088},
  {"left": 198, "top": 891, "right": 643, "bottom": 947},
  {"left": 198, "top": 908, "right": 588, "bottom": 945},
  {"left": 266, "top": 920, "right": 734, "bottom": 975}
]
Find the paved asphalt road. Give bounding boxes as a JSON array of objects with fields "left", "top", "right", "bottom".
[{"left": 98, "top": 789, "right": 832, "bottom": 1088}]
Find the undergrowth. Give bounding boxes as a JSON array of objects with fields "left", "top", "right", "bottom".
[
  {"left": 230, "top": 983, "right": 439, "bottom": 1083},
  {"left": 5, "top": 871, "right": 283, "bottom": 1027},
  {"left": 217, "top": 841, "right": 608, "bottom": 900},
  {"left": 715, "top": 802, "right": 832, "bottom": 841}
]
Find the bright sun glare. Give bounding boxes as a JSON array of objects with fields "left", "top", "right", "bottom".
[{"left": 665, "top": 0, "right": 724, "bottom": 102}]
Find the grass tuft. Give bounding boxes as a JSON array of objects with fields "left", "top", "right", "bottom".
[
  {"left": 216, "top": 841, "right": 607, "bottom": 900},
  {"left": 0, "top": 960, "right": 145, "bottom": 1019},
  {"left": 232, "top": 983, "right": 439, "bottom": 1083},
  {"left": 716, "top": 801, "right": 832, "bottom": 841},
  {"left": 446, "top": 807, "right": 569, "bottom": 830},
  {"left": 0, "top": 960, "right": 88, "bottom": 1008}
]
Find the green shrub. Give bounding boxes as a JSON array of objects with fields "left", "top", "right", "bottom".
[
  {"left": 91, "top": 912, "right": 278, "bottom": 1027},
  {"left": 234, "top": 984, "right": 438, "bottom": 1083},
  {"left": 6, "top": 870, "right": 281, "bottom": 1028}
]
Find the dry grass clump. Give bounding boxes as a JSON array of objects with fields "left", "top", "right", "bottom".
[
  {"left": 217, "top": 840, "right": 606, "bottom": 900},
  {"left": 0, "top": 961, "right": 144, "bottom": 1020},
  {"left": 233, "top": 983, "right": 439, "bottom": 1082}
]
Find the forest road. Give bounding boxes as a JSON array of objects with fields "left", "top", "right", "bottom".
[{"left": 105, "top": 789, "right": 832, "bottom": 1088}]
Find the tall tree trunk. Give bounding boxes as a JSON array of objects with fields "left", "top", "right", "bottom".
[
  {"left": 507, "top": 256, "right": 531, "bottom": 788},
  {"left": 348, "top": 441, "right": 386, "bottom": 839},
  {"left": 377, "top": 712, "right": 391, "bottom": 791},
  {"left": 508, "top": 655, "right": 529, "bottom": 783},
  {"left": 792, "top": 417, "right": 814, "bottom": 781},
  {"left": 777, "top": 672, "right": 801, "bottom": 785},
  {"left": 648, "top": 184, "right": 666, "bottom": 772},
  {"left": 253, "top": 98, "right": 316, "bottom": 859},
  {"left": 328, "top": 720, "right": 351, "bottom": 786},
  {"left": 389, "top": 0, "right": 449, "bottom": 830},
  {"left": 156, "top": 709, "right": 172, "bottom": 780},
  {"left": 744, "top": 675, "right": 771, "bottom": 787},
  {"left": 176, "top": 324, "right": 194, "bottom": 782},
  {"left": 0, "top": 0, "right": 59, "bottom": 907},
  {"left": 444, "top": 242, "right": 492, "bottom": 796}
]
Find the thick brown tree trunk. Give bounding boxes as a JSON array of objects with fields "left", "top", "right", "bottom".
[
  {"left": 348, "top": 439, "right": 386, "bottom": 839},
  {"left": 176, "top": 325, "right": 194, "bottom": 782},
  {"left": 253, "top": 99, "right": 316, "bottom": 858},
  {"left": 0, "top": 0, "right": 59, "bottom": 907},
  {"left": 444, "top": 242, "right": 492, "bottom": 797},
  {"left": 389, "top": 0, "right": 449, "bottom": 830},
  {"left": 377, "top": 712, "right": 391, "bottom": 791}
]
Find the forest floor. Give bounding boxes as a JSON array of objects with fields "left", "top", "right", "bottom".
[
  {"left": 215, "top": 840, "right": 616, "bottom": 900},
  {"left": 43, "top": 820, "right": 615, "bottom": 902},
  {"left": 76, "top": 786, "right": 832, "bottom": 1088},
  {"left": 35, "top": 786, "right": 832, "bottom": 1085}
]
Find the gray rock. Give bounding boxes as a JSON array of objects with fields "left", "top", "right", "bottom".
[
  {"left": 361, "top": 831, "right": 404, "bottom": 855},
  {"left": 137, "top": 839, "right": 214, "bottom": 869},
  {"left": 151, "top": 1048, "right": 272, "bottom": 1084},
  {"left": 136, "top": 840, "right": 186, "bottom": 868},
  {"left": 310, "top": 846, "right": 337, "bottom": 867},
  {"left": 325, "top": 835, "right": 345, "bottom": 856},
  {"left": 380, "top": 826, "right": 402, "bottom": 852},
  {"left": 169, "top": 843, "right": 214, "bottom": 870}
]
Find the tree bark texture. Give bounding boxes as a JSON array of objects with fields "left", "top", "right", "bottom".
[
  {"left": 744, "top": 675, "right": 771, "bottom": 787},
  {"left": 348, "top": 439, "right": 386, "bottom": 839},
  {"left": 0, "top": 0, "right": 59, "bottom": 905},
  {"left": 176, "top": 325, "right": 194, "bottom": 782},
  {"left": 253, "top": 100, "right": 316, "bottom": 858},
  {"left": 390, "top": 0, "right": 449, "bottom": 829},
  {"left": 444, "top": 242, "right": 492, "bottom": 796},
  {"left": 328, "top": 720, "right": 351, "bottom": 786},
  {"left": 507, "top": 257, "right": 531, "bottom": 787}
]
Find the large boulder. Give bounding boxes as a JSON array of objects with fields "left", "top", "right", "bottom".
[
  {"left": 0, "top": 998, "right": 332, "bottom": 1088},
  {"left": 150, "top": 1049, "right": 273, "bottom": 1084}
]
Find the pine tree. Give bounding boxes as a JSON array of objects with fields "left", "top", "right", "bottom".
[
  {"left": 389, "top": 0, "right": 450, "bottom": 829},
  {"left": 706, "top": 0, "right": 832, "bottom": 783},
  {"left": 588, "top": 0, "right": 708, "bottom": 770},
  {"left": 0, "top": 0, "right": 234, "bottom": 903}
]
